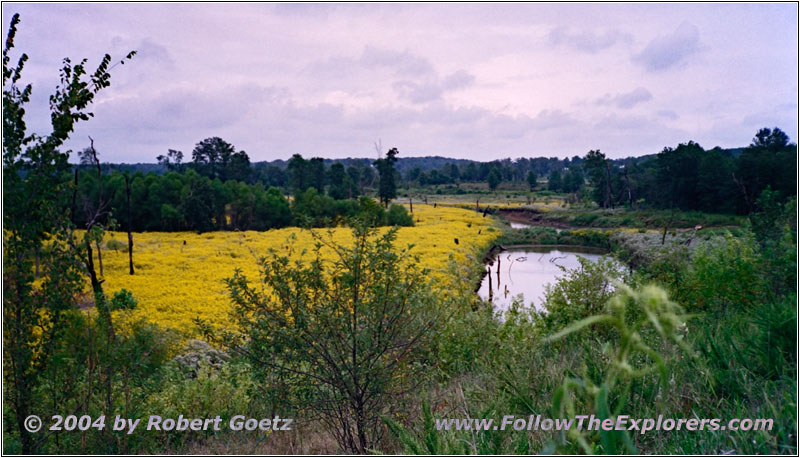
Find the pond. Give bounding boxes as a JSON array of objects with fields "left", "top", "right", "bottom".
[{"left": 477, "top": 247, "right": 604, "bottom": 313}]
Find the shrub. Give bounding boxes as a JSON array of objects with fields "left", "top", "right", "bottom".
[
  {"left": 106, "top": 239, "right": 127, "bottom": 252},
  {"left": 537, "top": 256, "right": 627, "bottom": 333},
  {"left": 385, "top": 203, "right": 414, "bottom": 226},
  {"left": 206, "top": 222, "right": 442, "bottom": 453}
]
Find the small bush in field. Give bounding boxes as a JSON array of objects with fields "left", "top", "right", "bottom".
[{"left": 385, "top": 203, "right": 414, "bottom": 226}]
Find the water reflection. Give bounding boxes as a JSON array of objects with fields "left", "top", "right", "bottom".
[{"left": 477, "top": 247, "right": 603, "bottom": 313}]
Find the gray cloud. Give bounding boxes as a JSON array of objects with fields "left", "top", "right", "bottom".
[
  {"left": 360, "top": 46, "right": 436, "bottom": 77},
  {"left": 530, "top": 109, "right": 577, "bottom": 130},
  {"left": 392, "top": 69, "right": 475, "bottom": 104},
  {"left": 548, "top": 26, "right": 632, "bottom": 53},
  {"left": 632, "top": 22, "right": 700, "bottom": 71},
  {"left": 441, "top": 70, "right": 475, "bottom": 90},
  {"left": 392, "top": 80, "right": 442, "bottom": 104},
  {"left": 134, "top": 38, "right": 175, "bottom": 69},
  {"left": 4, "top": 3, "right": 795, "bottom": 161},
  {"left": 596, "top": 87, "right": 653, "bottom": 109},
  {"left": 595, "top": 114, "right": 651, "bottom": 131},
  {"left": 657, "top": 109, "right": 679, "bottom": 120}
]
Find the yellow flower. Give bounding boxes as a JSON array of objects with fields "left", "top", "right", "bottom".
[{"left": 93, "top": 204, "right": 498, "bottom": 337}]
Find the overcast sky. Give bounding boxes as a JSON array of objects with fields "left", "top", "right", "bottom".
[{"left": 2, "top": 3, "right": 798, "bottom": 162}]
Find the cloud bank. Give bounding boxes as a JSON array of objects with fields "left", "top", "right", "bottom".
[{"left": 1, "top": 3, "right": 796, "bottom": 161}]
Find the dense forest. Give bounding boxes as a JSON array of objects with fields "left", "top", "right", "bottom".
[{"left": 74, "top": 126, "right": 795, "bottom": 234}]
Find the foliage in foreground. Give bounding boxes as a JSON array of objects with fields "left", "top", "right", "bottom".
[
  {"left": 202, "top": 221, "right": 444, "bottom": 453},
  {"left": 389, "top": 200, "right": 796, "bottom": 454}
]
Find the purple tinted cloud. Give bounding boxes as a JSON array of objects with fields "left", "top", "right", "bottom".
[
  {"left": 1, "top": 3, "right": 796, "bottom": 161},
  {"left": 596, "top": 87, "right": 653, "bottom": 109},
  {"left": 633, "top": 22, "right": 701, "bottom": 72},
  {"left": 549, "top": 26, "right": 632, "bottom": 53}
]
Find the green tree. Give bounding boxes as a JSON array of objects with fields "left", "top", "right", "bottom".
[
  {"left": 308, "top": 157, "right": 326, "bottom": 193},
  {"left": 696, "top": 147, "right": 736, "bottom": 213},
  {"left": 191, "top": 136, "right": 250, "bottom": 182},
  {"left": 210, "top": 222, "right": 440, "bottom": 453},
  {"left": 374, "top": 147, "right": 399, "bottom": 207},
  {"left": 253, "top": 186, "right": 292, "bottom": 229},
  {"left": 2, "top": 14, "right": 134, "bottom": 452},
  {"left": 526, "top": 170, "right": 537, "bottom": 191},
  {"left": 735, "top": 127, "right": 796, "bottom": 212},
  {"left": 584, "top": 150, "right": 614, "bottom": 208},
  {"left": 655, "top": 141, "right": 702, "bottom": 210},
  {"left": 156, "top": 149, "right": 184, "bottom": 172},
  {"left": 288, "top": 153, "right": 309, "bottom": 196},
  {"left": 548, "top": 169, "right": 562, "bottom": 192},
  {"left": 327, "top": 162, "right": 352, "bottom": 200},
  {"left": 563, "top": 166, "right": 584, "bottom": 193},
  {"left": 180, "top": 171, "right": 216, "bottom": 232},
  {"left": 487, "top": 168, "right": 501, "bottom": 191}
]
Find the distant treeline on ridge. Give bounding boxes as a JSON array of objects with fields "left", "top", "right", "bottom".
[{"left": 70, "top": 127, "right": 795, "bottom": 232}]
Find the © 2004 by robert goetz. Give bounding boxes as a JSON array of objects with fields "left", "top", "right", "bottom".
[{"left": 24, "top": 414, "right": 293, "bottom": 435}]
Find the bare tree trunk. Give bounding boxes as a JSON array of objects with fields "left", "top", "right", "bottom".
[
  {"left": 125, "top": 175, "right": 134, "bottom": 275},
  {"left": 732, "top": 171, "right": 753, "bottom": 213},
  {"left": 623, "top": 167, "right": 633, "bottom": 208},
  {"left": 95, "top": 240, "right": 103, "bottom": 277}
]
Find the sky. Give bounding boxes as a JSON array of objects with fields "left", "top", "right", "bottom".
[{"left": 2, "top": 3, "right": 798, "bottom": 162}]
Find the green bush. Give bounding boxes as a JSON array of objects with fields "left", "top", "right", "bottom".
[
  {"left": 140, "top": 362, "right": 255, "bottom": 452},
  {"left": 537, "top": 256, "right": 627, "bottom": 333},
  {"left": 385, "top": 203, "right": 414, "bottom": 226}
]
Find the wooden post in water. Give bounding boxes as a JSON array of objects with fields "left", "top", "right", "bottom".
[
  {"left": 487, "top": 266, "right": 493, "bottom": 302},
  {"left": 496, "top": 256, "right": 501, "bottom": 287}
]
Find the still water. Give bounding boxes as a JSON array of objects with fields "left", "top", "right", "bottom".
[{"left": 477, "top": 247, "right": 603, "bottom": 313}]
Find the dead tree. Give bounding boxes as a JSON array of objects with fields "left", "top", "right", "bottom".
[{"left": 124, "top": 174, "right": 134, "bottom": 275}]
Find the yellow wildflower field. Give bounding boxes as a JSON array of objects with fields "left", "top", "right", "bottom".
[{"left": 98, "top": 204, "right": 499, "bottom": 336}]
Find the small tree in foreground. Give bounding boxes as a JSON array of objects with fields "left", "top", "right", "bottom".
[
  {"left": 204, "top": 220, "right": 441, "bottom": 453},
  {"left": 2, "top": 14, "right": 135, "bottom": 453}
]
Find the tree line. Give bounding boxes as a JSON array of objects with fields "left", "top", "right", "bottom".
[
  {"left": 76, "top": 133, "right": 412, "bottom": 232},
  {"left": 578, "top": 129, "right": 796, "bottom": 214},
  {"left": 393, "top": 128, "right": 795, "bottom": 215}
]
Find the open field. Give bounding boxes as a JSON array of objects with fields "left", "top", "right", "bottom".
[{"left": 98, "top": 204, "right": 500, "bottom": 336}]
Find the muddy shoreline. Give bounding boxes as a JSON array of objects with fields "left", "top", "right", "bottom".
[{"left": 498, "top": 208, "right": 576, "bottom": 229}]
